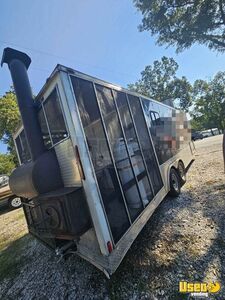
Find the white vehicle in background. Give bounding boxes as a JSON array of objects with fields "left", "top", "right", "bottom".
[
  {"left": 201, "top": 128, "right": 221, "bottom": 138},
  {"left": 0, "top": 174, "right": 22, "bottom": 209}
]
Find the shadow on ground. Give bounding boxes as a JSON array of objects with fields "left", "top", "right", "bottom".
[
  {"left": 1, "top": 184, "right": 224, "bottom": 299},
  {"left": 0, "top": 234, "right": 30, "bottom": 283},
  {"left": 0, "top": 205, "right": 11, "bottom": 216},
  {"left": 105, "top": 184, "right": 225, "bottom": 299}
]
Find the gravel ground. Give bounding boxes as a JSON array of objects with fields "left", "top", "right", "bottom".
[{"left": 0, "top": 135, "right": 224, "bottom": 299}]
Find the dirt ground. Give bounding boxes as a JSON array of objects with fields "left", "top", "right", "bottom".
[{"left": 0, "top": 135, "right": 224, "bottom": 300}]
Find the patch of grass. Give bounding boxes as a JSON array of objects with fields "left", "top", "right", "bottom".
[
  {"left": 0, "top": 208, "right": 29, "bottom": 282},
  {"left": 16, "top": 211, "right": 26, "bottom": 221},
  {"left": 0, "top": 234, "right": 31, "bottom": 282},
  {"left": 0, "top": 209, "right": 27, "bottom": 252},
  {"left": 184, "top": 183, "right": 193, "bottom": 190},
  {"left": 180, "top": 234, "right": 201, "bottom": 258}
]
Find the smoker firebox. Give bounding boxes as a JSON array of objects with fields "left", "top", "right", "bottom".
[{"left": 23, "top": 187, "right": 91, "bottom": 247}]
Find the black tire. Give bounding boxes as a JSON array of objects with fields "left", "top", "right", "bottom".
[
  {"left": 178, "top": 161, "right": 186, "bottom": 185},
  {"left": 169, "top": 168, "right": 181, "bottom": 197},
  {"left": 8, "top": 196, "right": 22, "bottom": 209}
]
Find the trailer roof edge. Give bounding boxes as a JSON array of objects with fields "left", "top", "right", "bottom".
[{"left": 35, "top": 64, "right": 178, "bottom": 111}]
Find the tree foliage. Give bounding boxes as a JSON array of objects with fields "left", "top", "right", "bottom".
[
  {"left": 0, "top": 90, "right": 20, "bottom": 166},
  {"left": 0, "top": 154, "right": 15, "bottom": 175},
  {"left": 128, "top": 56, "right": 192, "bottom": 110},
  {"left": 134, "top": 0, "right": 225, "bottom": 52},
  {"left": 191, "top": 72, "right": 225, "bottom": 130}
]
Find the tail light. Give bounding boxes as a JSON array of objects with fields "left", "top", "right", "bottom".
[{"left": 107, "top": 241, "right": 113, "bottom": 253}]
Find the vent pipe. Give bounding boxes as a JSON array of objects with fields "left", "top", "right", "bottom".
[{"left": 1, "top": 47, "right": 45, "bottom": 160}]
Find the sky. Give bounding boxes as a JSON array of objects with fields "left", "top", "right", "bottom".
[{"left": 1, "top": 0, "right": 225, "bottom": 153}]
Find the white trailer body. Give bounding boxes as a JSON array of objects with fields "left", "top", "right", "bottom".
[{"left": 6, "top": 50, "right": 194, "bottom": 277}]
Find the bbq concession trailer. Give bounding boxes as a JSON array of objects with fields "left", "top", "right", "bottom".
[{"left": 2, "top": 48, "right": 194, "bottom": 277}]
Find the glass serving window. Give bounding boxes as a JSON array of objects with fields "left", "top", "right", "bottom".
[
  {"left": 71, "top": 75, "right": 165, "bottom": 243},
  {"left": 71, "top": 76, "right": 130, "bottom": 243},
  {"left": 128, "top": 95, "right": 163, "bottom": 194},
  {"left": 15, "top": 129, "right": 31, "bottom": 164},
  {"left": 38, "top": 88, "right": 68, "bottom": 149},
  {"left": 113, "top": 90, "right": 154, "bottom": 207},
  {"left": 95, "top": 85, "right": 145, "bottom": 221}
]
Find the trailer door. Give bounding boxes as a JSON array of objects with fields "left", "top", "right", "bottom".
[{"left": 71, "top": 76, "right": 163, "bottom": 244}]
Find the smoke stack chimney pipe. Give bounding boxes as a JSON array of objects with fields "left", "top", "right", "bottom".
[{"left": 1, "top": 47, "right": 45, "bottom": 160}]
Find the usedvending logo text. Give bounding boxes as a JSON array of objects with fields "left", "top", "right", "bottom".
[{"left": 179, "top": 281, "right": 220, "bottom": 298}]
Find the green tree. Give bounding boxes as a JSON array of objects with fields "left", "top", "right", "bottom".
[
  {"left": 134, "top": 0, "right": 225, "bottom": 52},
  {"left": 0, "top": 90, "right": 20, "bottom": 165},
  {"left": 190, "top": 118, "right": 205, "bottom": 132},
  {"left": 191, "top": 73, "right": 225, "bottom": 130},
  {"left": 128, "top": 56, "right": 192, "bottom": 110},
  {"left": 0, "top": 154, "right": 15, "bottom": 175}
]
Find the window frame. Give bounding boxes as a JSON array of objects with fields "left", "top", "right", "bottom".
[
  {"left": 14, "top": 128, "right": 32, "bottom": 165},
  {"left": 38, "top": 85, "right": 70, "bottom": 149},
  {"left": 150, "top": 110, "right": 161, "bottom": 126}
]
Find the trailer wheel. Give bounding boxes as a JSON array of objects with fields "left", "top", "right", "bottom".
[
  {"left": 169, "top": 168, "right": 181, "bottom": 197},
  {"left": 178, "top": 161, "right": 186, "bottom": 185},
  {"left": 8, "top": 196, "right": 22, "bottom": 209}
]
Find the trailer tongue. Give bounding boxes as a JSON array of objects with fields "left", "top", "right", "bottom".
[{"left": 2, "top": 47, "right": 193, "bottom": 277}]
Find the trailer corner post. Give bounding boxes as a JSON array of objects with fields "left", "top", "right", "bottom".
[{"left": 59, "top": 71, "right": 113, "bottom": 256}]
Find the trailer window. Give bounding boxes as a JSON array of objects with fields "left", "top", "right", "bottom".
[
  {"left": 15, "top": 129, "right": 31, "bottom": 164},
  {"left": 38, "top": 88, "right": 68, "bottom": 149},
  {"left": 71, "top": 76, "right": 130, "bottom": 243},
  {"left": 113, "top": 90, "right": 154, "bottom": 207},
  {"left": 38, "top": 108, "right": 51, "bottom": 149},
  {"left": 96, "top": 85, "right": 145, "bottom": 221},
  {"left": 150, "top": 111, "right": 162, "bottom": 126},
  {"left": 128, "top": 95, "right": 163, "bottom": 194},
  {"left": 146, "top": 101, "right": 176, "bottom": 164},
  {"left": 43, "top": 89, "right": 68, "bottom": 145}
]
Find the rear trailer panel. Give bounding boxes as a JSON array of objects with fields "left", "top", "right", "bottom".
[{"left": 3, "top": 48, "right": 193, "bottom": 277}]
